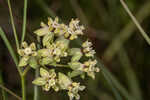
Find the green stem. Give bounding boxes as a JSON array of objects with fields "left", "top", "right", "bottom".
[
  {"left": 22, "top": 66, "right": 31, "bottom": 76},
  {"left": 103, "top": 1, "right": 150, "bottom": 61},
  {"left": 120, "top": 0, "right": 150, "bottom": 45},
  {"left": 101, "top": 68, "right": 122, "bottom": 100},
  {"left": 34, "top": 68, "right": 39, "bottom": 100},
  {"left": 21, "top": 75, "right": 26, "bottom": 100},
  {"left": 118, "top": 47, "right": 142, "bottom": 100},
  {"left": 97, "top": 57, "right": 136, "bottom": 100},
  {"left": 0, "top": 84, "right": 21, "bottom": 100},
  {"left": 50, "top": 63, "right": 69, "bottom": 68},
  {"left": 7, "top": 0, "right": 19, "bottom": 50},
  {"left": 0, "top": 70, "right": 7, "bottom": 100},
  {"left": 0, "top": 27, "right": 22, "bottom": 75},
  {"left": 34, "top": 36, "right": 40, "bottom": 100},
  {"left": 21, "top": 0, "right": 28, "bottom": 43}
]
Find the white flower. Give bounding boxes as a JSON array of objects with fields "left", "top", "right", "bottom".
[
  {"left": 32, "top": 68, "right": 59, "bottom": 92},
  {"left": 82, "top": 40, "right": 95, "bottom": 57},
  {"left": 67, "top": 82, "right": 85, "bottom": 100},
  {"left": 18, "top": 42, "right": 37, "bottom": 57},
  {"left": 83, "top": 59, "right": 100, "bottom": 79}
]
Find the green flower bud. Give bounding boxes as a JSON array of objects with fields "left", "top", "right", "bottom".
[
  {"left": 58, "top": 73, "right": 72, "bottom": 89},
  {"left": 38, "top": 49, "right": 51, "bottom": 57},
  {"left": 69, "top": 48, "right": 82, "bottom": 62},
  {"left": 30, "top": 42, "right": 36, "bottom": 50},
  {"left": 22, "top": 41, "right": 28, "bottom": 48},
  {"left": 18, "top": 49, "right": 25, "bottom": 56},
  {"left": 40, "top": 68, "right": 49, "bottom": 78},
  {"left": 87, "top": 72, "right": 95, "bottom": 79},
  {"left": 32, "top": 77, "right": 46, "bottom": 86},
  {"left": 68, "top": 62, "right": 83, "bottom": 70},
  {"left": 29, "top": 57, "right": 38, "bottom": 69},
  {"left": 55, "top": 37, "right": 70, "bottom": 51},
  {"left": 42, "top": 83, "right": 51, "bottom": 91},
  {"left": 42, "top": 33, "right": 54, "bottom": 47},
  {"left": 18, "top": 56, "right": 29, "bottom": 67},
  {"left": 40, "top": 57, "right": 53, "bottom": 65},
  {"left": 34, "top": 26, "right": 50, "bottom": 36},
  {"left": 68, "top": 71, "right": 83, "bottom": 78}
]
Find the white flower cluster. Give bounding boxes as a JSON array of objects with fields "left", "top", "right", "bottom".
[{"left": 18, "top": 17, "right": 99, "bottom": 100}]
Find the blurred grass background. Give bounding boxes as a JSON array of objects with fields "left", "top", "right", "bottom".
[{"left": 0, "top": 0, "right": 150, "bottom": 100}]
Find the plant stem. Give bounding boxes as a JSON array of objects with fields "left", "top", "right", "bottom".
[
  {"left": 21, "top": 0, "right": 28, "bottom": 43},
  {"left": 50, "top": 63, "right": 69, "bottom": 68},
  {"left": 34, "top": 68, "right": 39, "bottom": 100},
  {"left": 103, "top": 1, "right": 150, "bottom": 62},
  {"left": 0, "top": 84, "right": 21, "bottom": 100},
  {"left": 120, "top": 0, "right": 150, "bottom": 45},
  {"left": 7, "top": 0, "right": 19, "bottom": 50},
  {"left": 21, "top": 75, "right": 26, "bottom": 100},
  {"left": 34, "top": 36, "right": 40, "bottom": 100},
  {"left": 22, "top": 66, "right": 31, "bottom": 76},
  {"left": 97, "top": 57, "right": 136, "bottom": 100},
  {"left": 0, "top": 27, "right": 22, "bottom": 75},
  {"left": 118, "top": 47, "right": 142, "bottom": 100},
  {"left": 0, "top": 70, "right": 7, "bottom": 100}
]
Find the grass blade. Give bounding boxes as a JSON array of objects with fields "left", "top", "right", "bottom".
[
  {"left": 21, "top": 0, "right": 28, "bottom": 43},
  {"left": 0, "top": 27, "right": 21, "bottom": 75},
  {"left": 120, "top": 0, "right": 150, "bottom": 45},
  {"left": 7, "top": 0, "right": 19, "bottom": 50}
]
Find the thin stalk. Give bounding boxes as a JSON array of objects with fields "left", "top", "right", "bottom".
[
  {"left": 103, "top": 1, "right": 150, "bottom": 61},
  {"left": 7, "top": 0, "right": 19, "bottom": 50},
  {"left": 0, "top": 84, "right": 21, "bottom": 100},
  {"left": 21, "top": 75, "right": 26, "bottom": 100},
  {"left": 50, "top": 63, "right": 69, "bottom": 68},
  {"left": 21, "top": 0, "right": 28, "bottom": 43},
  {"left": 118, "top": 47, "right": 142, "bottom": 100},
  {"left": 34, "top": 68, "right": 39, "bottom": 100},
  {"left": 22, "top": 66, "right": 31, "bottom": 76},
  {"left": 120, "top": 0, "right": 150, "bottom": 45},
  {"left": 102, "top": 68, "right": 122, "bottom": 100},
  {"left": 0, "top": 70, "right": 7, "bottom": 100},
  {"left": 34, "top": 36, "right": 40, "bottom": 100},
  {"left": 0, "top": 27, "right": 21, "bottom": 75},
  {"left": 96, "top": 57, "right": 136, "bottom": 100}
]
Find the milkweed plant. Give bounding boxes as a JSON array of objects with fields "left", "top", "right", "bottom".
[{"left": 17, "top": 17, "right": 100, "bottom": 100}]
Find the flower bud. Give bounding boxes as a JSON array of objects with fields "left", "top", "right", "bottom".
[
  {"left": 18, "top": 56, "right": 29, "bottom": 67},
  {"left": 58, "top": 72, "right": 72, "bottom": 89},
  {"left": 29, "top": 57, "right": 38, "bottom": 69},
  {"left": 69, "top": 48, "right": 82, "bottom": 62},
  {"left": 42, "top": 33, "right": 54, "bottom": 47}
]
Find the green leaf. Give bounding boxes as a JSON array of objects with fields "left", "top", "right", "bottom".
[
  {"left": 18, "top": 56, "right": 29, "bottom": 67},
  {"left": 40, "top": 68, "right": 49, "bottom": 77},
  {"left": 32, "top": 77, "right": 46, "bottom": 86}
]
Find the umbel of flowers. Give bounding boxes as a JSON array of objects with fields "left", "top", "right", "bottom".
[{"left": 18, "top": 17, "right": 100, "bottom": 100}]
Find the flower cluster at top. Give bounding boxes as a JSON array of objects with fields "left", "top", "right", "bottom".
[{"left": 18, "top": 17, "right": 100, "bottom": 100}]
